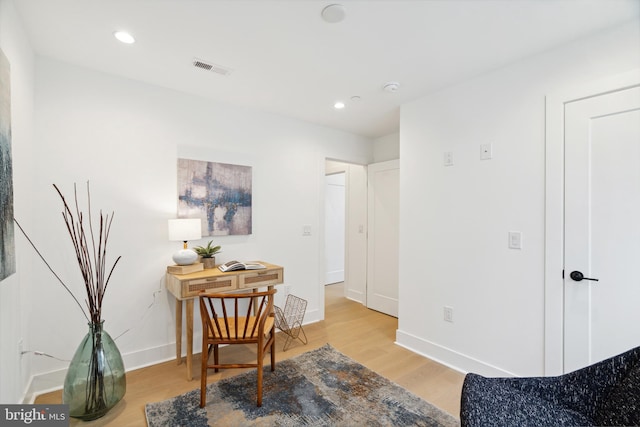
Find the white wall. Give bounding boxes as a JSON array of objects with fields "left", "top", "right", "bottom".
[
  {"left": 0, "top": 0, "right": 35, "bottom": 403},
  {"left": 397, "top": 21, "right": 640, "bottom": 377},
  {"left": 373, "top": 132, "right": 399, "bottom": 162},
  {"left": 7, "top": 54, "right": 373, "bottom": 398}
]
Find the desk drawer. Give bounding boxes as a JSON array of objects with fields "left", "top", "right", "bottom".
[
  {"left": 239, "top": 268, "right": 283, "bottom": 289},
  {"left": 183, "top": 276, "right": 237, "bottom": 297}
]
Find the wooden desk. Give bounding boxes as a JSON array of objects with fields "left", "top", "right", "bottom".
[{"left": 166, "top": 262, "right": 284, "bottom": 380}]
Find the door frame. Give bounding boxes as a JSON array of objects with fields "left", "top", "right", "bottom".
[
  {"left": 366, "top": 159, "right": 399, "bottom": 317},
  {"left": 322, "top": 159, "right": 368, "bottom": 306},
  {"left": 544, "top": 69, "right": 640, "bottom": 375}
]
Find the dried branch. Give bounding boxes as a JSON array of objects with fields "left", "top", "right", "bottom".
[
  {"left": 52, "top": 182, "right": 121, "bottom": 324},
  {"left": 13, "top": 218, "right": 89, "bottom": 322}
]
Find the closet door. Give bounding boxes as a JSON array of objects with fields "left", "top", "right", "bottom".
[{"left": 563, "top": 85, "right": 640, "bottom": 372}]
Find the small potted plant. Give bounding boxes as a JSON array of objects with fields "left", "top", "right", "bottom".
[{"left": 194, "top": 241, "right": 222, "bottom": 269}]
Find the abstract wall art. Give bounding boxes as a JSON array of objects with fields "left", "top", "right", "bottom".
[
  {"left": 0, "top": 47, "right": 15, "bottom": 281},
  {"left": 177, "top": 158, "right": 252, "bottom": 236}
]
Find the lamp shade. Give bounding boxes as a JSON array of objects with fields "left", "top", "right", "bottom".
[{"left": 168, "top": 218, "right": 202, "bottom": 241}]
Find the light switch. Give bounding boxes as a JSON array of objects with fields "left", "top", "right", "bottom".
[
  {"left": 444, "top": 151, "right": 454, "bottom": 166},
  {"left": 508, "top": 231, "right": 522, "bottom": 249},
  {"left": 303, "top": 225, "right": 312, "bottom": 236},
  {"left": 480, "top": 144, "right": 492, "bottom": 160}
]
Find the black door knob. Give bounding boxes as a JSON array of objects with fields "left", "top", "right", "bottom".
[{"left": 570, "top": 271, "right": 599, "bottom": 282}]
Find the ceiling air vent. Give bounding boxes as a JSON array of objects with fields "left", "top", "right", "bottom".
[{"left": 192, "top": 58, "right": 232, "bottom": 76}]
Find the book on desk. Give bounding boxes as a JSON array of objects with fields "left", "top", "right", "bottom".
[{"left": 218, "top": 260, "right": 266, "bottom": 272}]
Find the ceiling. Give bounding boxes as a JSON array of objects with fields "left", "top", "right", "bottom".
[{"left": 13, "top": 0, "right": 640, "bottom": 139}]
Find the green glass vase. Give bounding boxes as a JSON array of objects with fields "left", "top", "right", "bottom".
[{"left": 62, "top": 321, "right": 126, "bottom": 420}]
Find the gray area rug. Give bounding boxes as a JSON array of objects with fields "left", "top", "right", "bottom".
[{"left": 145, "top": 344, "right": 459, "bottom": 426}]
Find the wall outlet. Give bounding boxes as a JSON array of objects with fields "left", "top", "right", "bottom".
[{"left": 444, "top": 306, "right": 454, "bottom": 323}]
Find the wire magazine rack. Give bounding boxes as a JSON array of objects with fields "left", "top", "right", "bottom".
[{"left": 274, "top": 294, "right": 308, "bottom": 351}]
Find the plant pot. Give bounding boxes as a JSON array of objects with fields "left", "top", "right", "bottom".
[
  {"left": 202, "top": 257, "right": 216, "bottom": 269},
  {"left": 63, "top": 321, "right": 126, "bottom": 420}
]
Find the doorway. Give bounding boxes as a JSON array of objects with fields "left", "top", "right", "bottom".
[
  {"left": 324, "top": 160, "right": 367, "bottom": 304},
  {"left": 545, "top": 69, "right": 640, "bottom": 375},
  {"left": 323, "top": 158, "right": 399, "bottom": 318}
]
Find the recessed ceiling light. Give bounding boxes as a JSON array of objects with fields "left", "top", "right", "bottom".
[
  {"left": 113, "top": 31, "right": 135, "bottom": 44},
  {"left": 334, "top": 101, "right": 345, "bottom": 109}
]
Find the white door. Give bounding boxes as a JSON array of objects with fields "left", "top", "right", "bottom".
[
  {"left": 564, "top": 85, "right": 640, "bottom": 372},
  {"left": 325, "top": 173, "right": 345, "bottom": 284},
  {"left": 367, "top": 160, "right": 399, "bottom": 317}
]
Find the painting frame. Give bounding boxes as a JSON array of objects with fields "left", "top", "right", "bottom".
[
  {"left": 177, "top": 158, "right": 252, "bottom": 236},
  {"left": 0, "top": 47, "right": 16, "bottom": 282}
]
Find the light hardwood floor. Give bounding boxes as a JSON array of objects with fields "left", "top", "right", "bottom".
[{"left": 35, "top": 283, "right": 465, "bottom": 425}]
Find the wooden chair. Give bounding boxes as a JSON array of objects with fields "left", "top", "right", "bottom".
[{"left": 199, "top": 289, "right": 277, "bottom": 407}]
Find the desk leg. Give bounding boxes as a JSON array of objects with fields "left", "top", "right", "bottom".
[
  {"left": 175, "top": 299, "right": 182, "bottom": 365},
  {"left": 186, "top": 298, "right": 194, "bottom": 381}
]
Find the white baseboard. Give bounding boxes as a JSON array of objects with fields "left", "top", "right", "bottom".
[
  {"left": 325, "top": 270, "right": 344, "bottom": 284},
  {"left": 23, "top": 341, "right": 182, "bottom": 404},
  {"left": 24, "top": 314, "right": 324, "bottom": 404},
  {"left": 345, "top": 289, "right": 364, "bottom": 304},
  {"left": 22, "top": 369, "right": 66, "bottom": 404},
  {"left": 303, "top": 308, "right": 321, "bottom": 324},
  {"left": 395, "top": 329, "right": 516, "bottom": 378}
]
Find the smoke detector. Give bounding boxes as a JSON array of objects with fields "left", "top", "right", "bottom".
[
  {"left": 383, "top": 82, "right": 400, "bottom": 93},
  {"left": 321, "top": 4, "right": 346, "bottom": 23},
  {"left": 192, "top": 58, "right": 232, "bottom": 76}
]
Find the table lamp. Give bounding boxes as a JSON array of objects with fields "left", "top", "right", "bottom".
[{"left": 168, "top": 218, "right": 202, "bottom": 265}]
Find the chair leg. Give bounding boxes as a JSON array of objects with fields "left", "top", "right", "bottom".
[
  {"left": 270, "top": 333, "right": 276, "bottom": 372},
  {"left": 257, "top": 346, "right": 264, "bottom": 407},
  {"left": 200, "top": 344, "right": 209, "bottom": 408},
  {"left": 214, "top": 344, "right": 219, "bottom": 373}
]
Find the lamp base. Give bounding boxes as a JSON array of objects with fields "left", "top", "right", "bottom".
[
  {"left": 167, "top": 263, "right": 203, "bottom": 274},
  {"left": 172, "top": 249, "right": 198, "bottom": 266}
]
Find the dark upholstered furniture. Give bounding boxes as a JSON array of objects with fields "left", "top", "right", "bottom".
[{"left": 460, "top": 346, "right": 640, "bottom": 427}]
